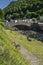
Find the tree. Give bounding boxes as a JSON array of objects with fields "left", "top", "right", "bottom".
[
  {"left": 4, "top": 0, "right": 43, "bottom": 22},
  {"left": 26, "top": 10, "right": 32, "bottom": 18},
  {"left": 0, "top": 9, "right": 3, "bottom": 19},
  {"left": 0, "top": 9, "right": 4, "bottom": 22}
]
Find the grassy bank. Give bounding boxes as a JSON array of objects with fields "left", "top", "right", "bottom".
[
  {"left": 0, "top": 25, "right": 29, "bottom": 65},
  {"left": 5, "top": 30, "right": 43, "bottom": 65}
]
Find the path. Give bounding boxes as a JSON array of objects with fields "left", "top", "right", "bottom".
[
  {"left": 5, "top": 30, "right": 40, "bottom": 65},
  {"left": 18, "top": 45, "right": 40, "bottom": 65}
]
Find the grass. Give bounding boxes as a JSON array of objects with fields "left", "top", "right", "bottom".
[
  {"left": 5, "top": 29, "right": 43, "bottom": 65},
  {"left": 0, "top": 25, "right": 29, "bottom": 65},
  {"left": 0, "top": 24, "right": 43, "bottom": 65}
]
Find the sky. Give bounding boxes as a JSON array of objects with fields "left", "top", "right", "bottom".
[{"left": 0, "top": 0, "right": 17, "bottom": 9}]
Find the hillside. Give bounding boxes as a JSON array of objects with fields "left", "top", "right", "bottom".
[
  {"left": 0, "top": 24, "right": 43, "bottom": 65},
  {"left": 4, "top": 0, "right": 43, "bottom": 20},
  {"left": 0, "top": 24, "right": 29, "bottom": 65},
  {"left": 0, "top": 0, "right": 43, "bottom": 65}
]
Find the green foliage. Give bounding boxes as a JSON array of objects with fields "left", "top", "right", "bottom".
[
  {"left": 0, "top": 9, "right": 4, "bottom": 21},
  {"left": 3, "top": 0, "right": 43, "bottom": 20},
  {"left": 0, "top": 9, "right": 3, "bottom": 18}
]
